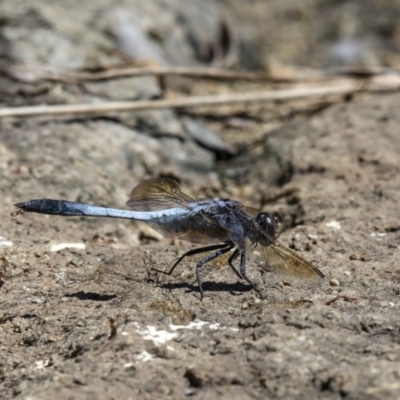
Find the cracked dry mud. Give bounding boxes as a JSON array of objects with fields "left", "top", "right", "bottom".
[{"left": 1, "top": 92, "right": 400, "bottom": 400}]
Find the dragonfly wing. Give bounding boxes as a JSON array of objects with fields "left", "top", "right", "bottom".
[
  {"left": 127, "top": 178, "right": 194, "bottom": 211},
  {"left": 127, "top": 178, "right": 237, "bottom": 244},
  {"left": 241, "top": 206, "right": 259, "bottom": 218},
  {"left": 147, "top": 210, "right": 232, "bottom": 244},
  {"left": 251, "top": 242, "right": 324, "bottom": 286}
]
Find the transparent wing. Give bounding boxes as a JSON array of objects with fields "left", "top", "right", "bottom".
[
  {"left": 241, "top": 206, "right": 259, "bottom": 218},
  {"left": 127, "top": 178, "right": 233, "bottom": 244},
  {"left": 195, "top": 236, "right": 323, "bottom": 285},
  {"left": 251, "top": 241, "right": 324, "bottom": 285},
  {"left": 127, "top": 178, "right": 194, "bottom": 211},
  {"left": 147, "top": 212, "right": 232, "bottom": 244}
]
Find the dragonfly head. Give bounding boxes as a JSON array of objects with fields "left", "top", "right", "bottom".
[{"left": 255, "top": 212, "right": 280, "bottom": 242}]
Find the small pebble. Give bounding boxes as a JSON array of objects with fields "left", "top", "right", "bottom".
[
  {"left": 330, "top": 279, "right": 340, "bottom": 287},
  {"left": 185, "top": 388, "right": 196, "bottom": 396}
]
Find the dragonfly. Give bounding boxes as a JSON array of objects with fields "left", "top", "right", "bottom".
[{"left": 15, "top": 177, "right": 324, "bottom": 300}]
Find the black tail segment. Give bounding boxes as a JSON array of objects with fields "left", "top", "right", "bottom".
[{"left": 14, "top": 199, "right": 85, "bottom": 216}]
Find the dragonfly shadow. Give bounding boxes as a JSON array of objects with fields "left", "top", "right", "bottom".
[
  {"left": 65, "top": 291, "right": 117, "bottom": 302},
  {"left": 158, "top": 280, "right": 253, "bottom": 296}
]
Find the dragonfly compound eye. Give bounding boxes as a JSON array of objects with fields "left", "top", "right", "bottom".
[{"left": 256, "top": 212, "right": 278, "bottom": 237}]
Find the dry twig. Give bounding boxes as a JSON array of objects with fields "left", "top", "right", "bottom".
[
  {"left": 3, "top": 62, "right": 400, "bottom": 85},
  {"left": 2, "top": 63, "right": 273, "bottom": 84},
  {"left": 0, "top": 82, "right": 358, "bottom": 119}
]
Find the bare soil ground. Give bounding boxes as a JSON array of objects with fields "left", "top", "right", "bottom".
[{"left": 1, "top": 1, "right": 400, "bottom": 399}]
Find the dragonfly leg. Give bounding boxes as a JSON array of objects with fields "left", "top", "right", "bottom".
[
  {"left": 239, "top": 253, "right": 264, "bottom": 299},
  {"left": 227, "top": 249, "right": 242, "bottom": 280},
  {"left": 152, "top": 243, "right": 230, "bottom": 276},
  {"left": 195, "top": 245, "right": 235, "bottom": 301}
]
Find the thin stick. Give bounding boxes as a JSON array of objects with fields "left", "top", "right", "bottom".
[
  {"left": 0, "top": 83, "right": 357, "bottom": 119},
  {"left": 4, "top": 64, "right": 274, "bottom": 84},
  {"left": 4, "top": 62, "right": 400, "bottom": 85}
]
